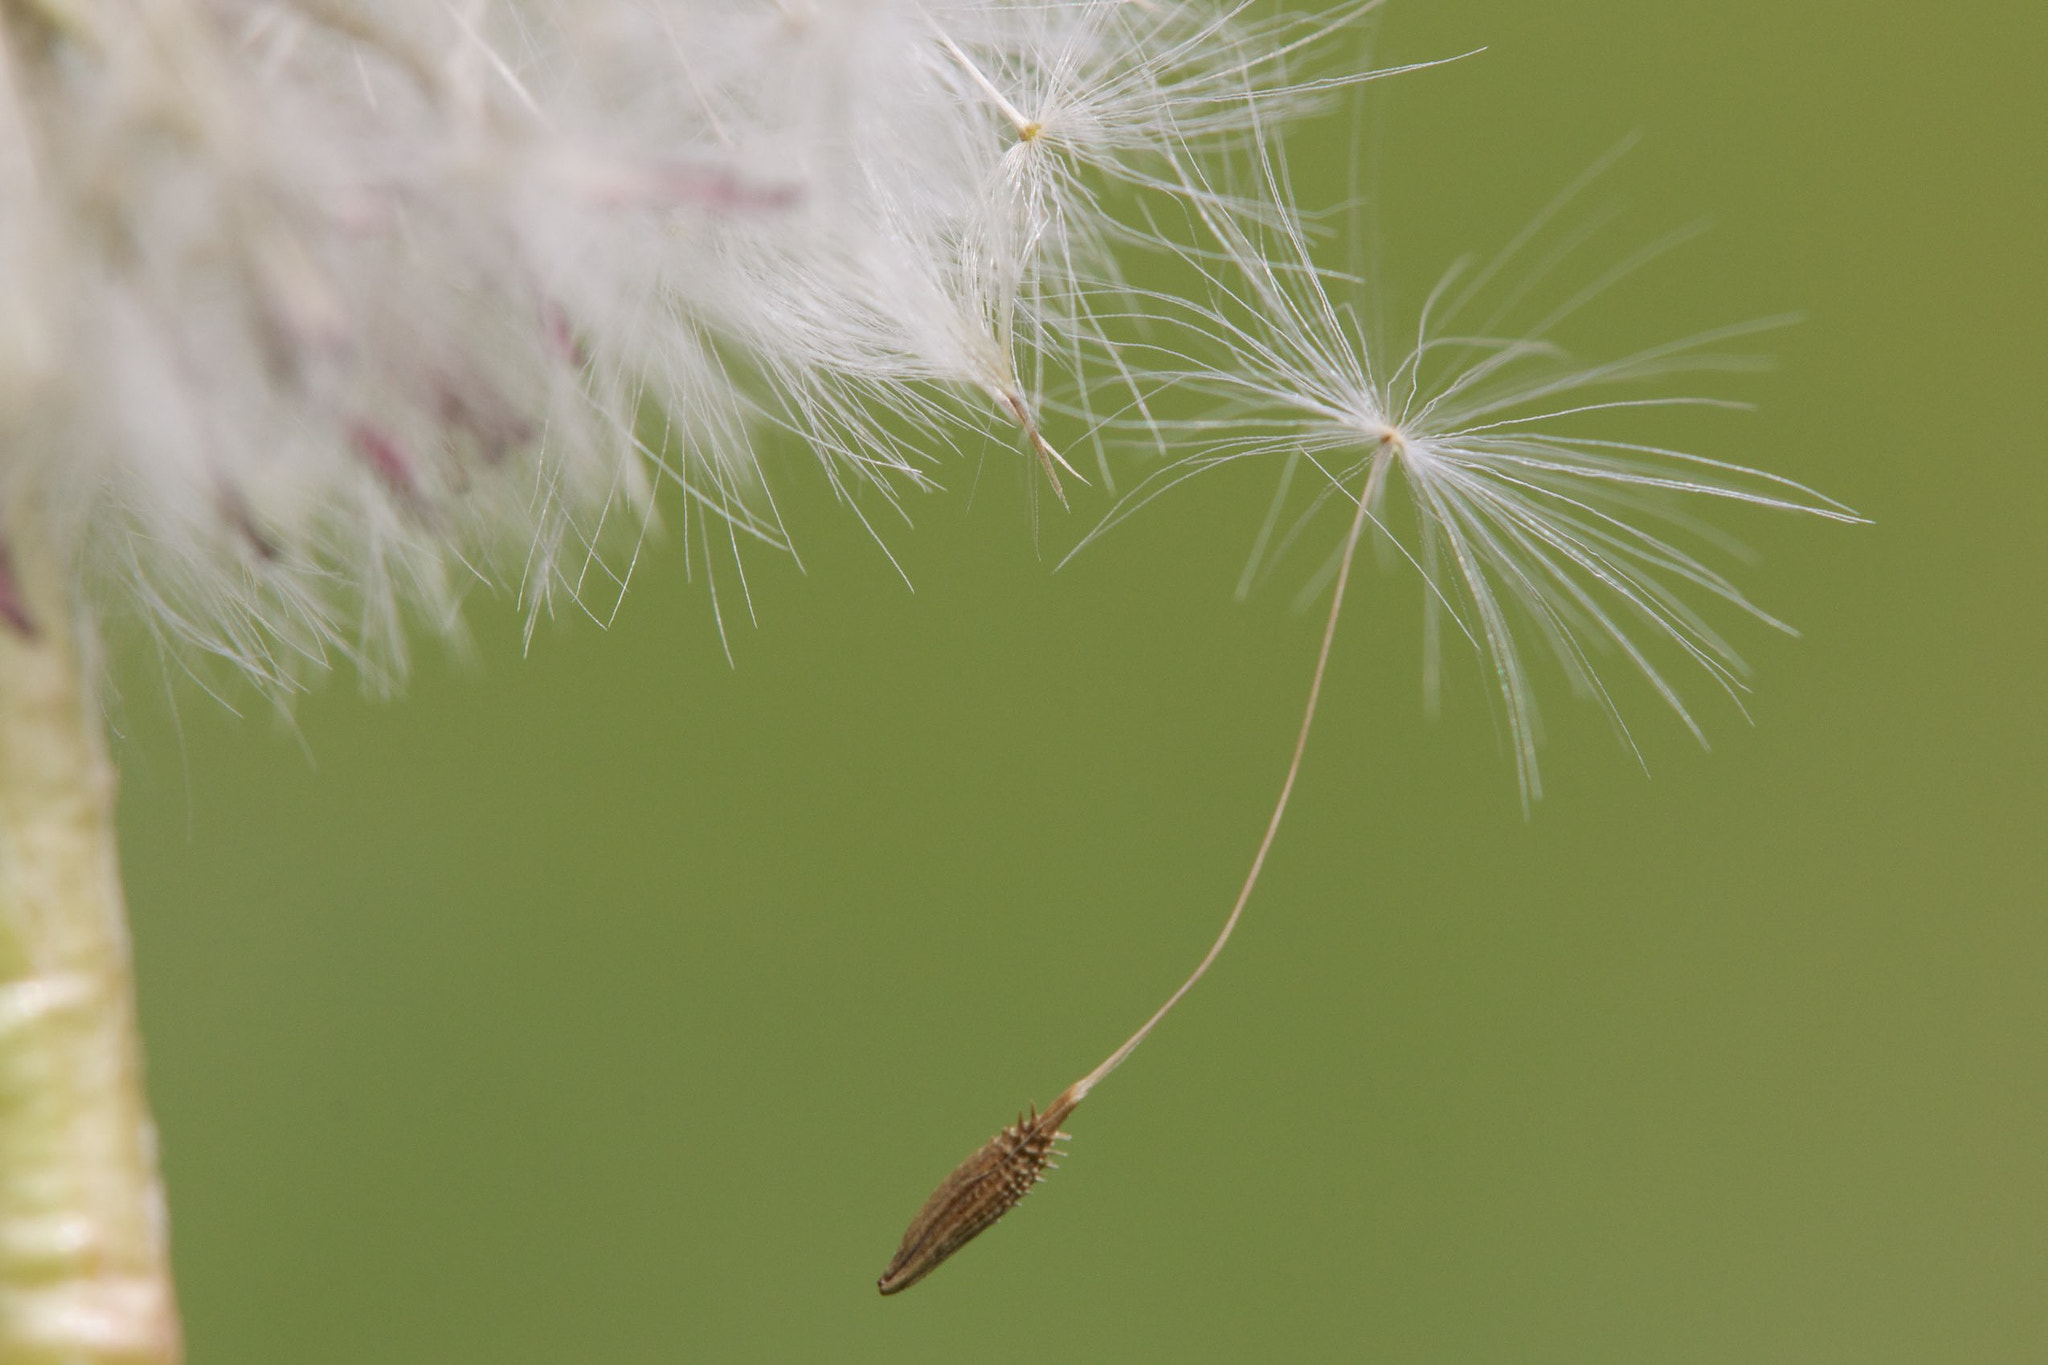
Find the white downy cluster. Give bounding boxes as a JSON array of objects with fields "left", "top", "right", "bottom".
[
  {"left": 0, "top": 0, "right": 1842, "bottom": 786},
  {"left": 0, "top": 0, "right": 1373, "bottom": 691},
  {"left": 1076, "top": 144, "right": 1861, "bottom": 801}
]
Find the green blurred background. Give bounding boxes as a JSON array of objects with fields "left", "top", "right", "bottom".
[{"left": 112, "top": 3, "right": 2042, "bottom": 1361}]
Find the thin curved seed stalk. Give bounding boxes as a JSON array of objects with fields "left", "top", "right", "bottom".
[{"left": 877, "top": 443, "right": 1389, "bottom": 1295}]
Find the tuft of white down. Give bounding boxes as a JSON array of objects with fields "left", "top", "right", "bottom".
[{"left": 0, "top": 0, "right": 1365, "bottom": 691}]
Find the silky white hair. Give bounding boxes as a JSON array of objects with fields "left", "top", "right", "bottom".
[
  {"left": 0, "top": 0, "right": 1376, "bottom": 690},
  {"left": 0, "top": 0, "right": 1846, "bottom": 791}
]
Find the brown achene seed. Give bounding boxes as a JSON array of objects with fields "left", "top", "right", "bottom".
[{"left": 877, "top": 1087, "right": 1079, "bottom": 1295}]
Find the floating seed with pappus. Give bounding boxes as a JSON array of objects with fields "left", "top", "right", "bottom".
[{"left": 877, "top": 160, "right": 1857, "bottom": 1292}]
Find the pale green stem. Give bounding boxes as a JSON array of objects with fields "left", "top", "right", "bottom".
[{"left": 0, "top": 523, "right": 181, "bottom": 1365}]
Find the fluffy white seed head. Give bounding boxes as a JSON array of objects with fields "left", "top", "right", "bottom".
[{"left": 0, "top": 0, "right": 1366, "bottom": 691}]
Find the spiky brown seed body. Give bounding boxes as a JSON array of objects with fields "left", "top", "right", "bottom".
[{"left": 877, "top": 1088, "right": 1080, "bottom": 1295}]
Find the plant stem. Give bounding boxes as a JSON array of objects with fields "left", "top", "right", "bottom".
[{"left": 0, "top": 524, "right": 180, "bottom": 1365}]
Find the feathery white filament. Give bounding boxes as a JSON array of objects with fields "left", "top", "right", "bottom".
[
  {"left": 1073, "top": 140, "right": 1861, "bottom": 803},
  {"left": 0, "top": 0, "right": 1379, "bottom": 691}
]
